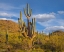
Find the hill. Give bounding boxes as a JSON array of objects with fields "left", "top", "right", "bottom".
[
  {"left": 0, "top": 20, "right": 64, "bottom": 52},
  {"left": 0, "top": 20, "right": 19, "bottom": 33},
  {"left": 50, "top": 30, "right": 64, "bottom": 35}
]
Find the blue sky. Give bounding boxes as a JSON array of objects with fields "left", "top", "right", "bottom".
[{"left": 0, "top": 0, "right": 64, "bottom": 34}]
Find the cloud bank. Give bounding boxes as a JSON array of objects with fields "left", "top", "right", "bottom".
[
  {"left": 0, "top": 12, "right": 16, "bottom": 17},
  {"left": 58, "top": 11, "right": 64, "bottom": 14},
  {"left": 32, "top": 13, "right": 55, "bottom": 22},
  {"left": 32, "top": 11, "right": 64, "bottom": 34},
  {"left": 43, "top": 26, "right": 64, "bottom": 33}
]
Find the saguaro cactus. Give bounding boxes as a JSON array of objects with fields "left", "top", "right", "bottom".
[
  {"left": 18, "top": 11, "right": 23, "bottom": 30},
  {"left": 31, "top": 18, "right": 34, "bottom": 34},
  {"left": 18, "top": 11, "right": 23, "bottom": 39},
  {"left": 6, "top": 30, "right": 8, "bottom": 44},
  {"left": 34, "top": 18, "right": 36, "bottom": 34},
  {"left": 31, "top": 18, "right": 35, "bottom": 35},
  {"left": 24, "top": 3, "right": 32, "bottom": 18},
  {"left": 24, "top": 3, "right": 32, "bottom": 37}
]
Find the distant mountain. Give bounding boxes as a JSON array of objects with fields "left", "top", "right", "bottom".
[
  {"left": 51, "top": 30, "right": 64, "bottom": 35},
  {"left": 0, "top": 20, "right": 19, "bottom": 33}
]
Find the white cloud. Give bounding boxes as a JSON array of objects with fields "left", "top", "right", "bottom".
[
  {"left": 32, "top": 11, "right": 64, "bottom": 34},
  {"left": 38, "top": 19, "right": 61, "bottom": 27},
  {"left": 0, "top": 12, "right": 11, "bottom": 17},
  {"left": 32, "top": 13, "right": 55, "bottom": 22},
  {"left": 0, "top": 18, "right": 17, "bottom": 23},
  {"left": 49, "top": 12, "right": 56, "bottom": 15},
  {"left": 0, "top": 12, "right": 18, "bottom": 22},
  {"left": 37, "top": 18, "right": 64, "bottom": 34},
  {"left": 0, "top": 12, "right": 17, "bottom": 18},
  {"left": 43, "top": 26, "right": 64, "bottom": 34},
  {"left": 0, "top": 18, "right": 7, "bottom": 20},
  {"left": 58, "top": 11, "right": 64, "bottom": 14},
  {"left": 37, "top": 19, "right": 53, "bottom": 27}
]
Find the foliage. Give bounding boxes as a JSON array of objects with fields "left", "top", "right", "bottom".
[{"left": 0, "top": 20, "right": 64, "bottom": 52}]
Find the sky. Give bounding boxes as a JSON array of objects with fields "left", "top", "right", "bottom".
[{"left": 0, "top": 0, "right": 64, "bottom": 34}]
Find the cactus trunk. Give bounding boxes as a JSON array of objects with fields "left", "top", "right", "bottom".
[{"left": 27, "top": 18, "right": 31, "bottom": 37}]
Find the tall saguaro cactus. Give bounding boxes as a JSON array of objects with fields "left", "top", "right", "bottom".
[
  {"left": 17, "top": 3, "right": 36, "bottom": 49},
  {"left": 24, "top": 3, "right": 32, "bottom": 37}
]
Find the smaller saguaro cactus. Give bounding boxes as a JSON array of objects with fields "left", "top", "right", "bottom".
[
  {"left": 18, "top": 11, "right": 23, "bottom": 30},
  {"left": 18, "top": 11, "right": 24, "bottom": 39},
  {"left": 42, "top": 31, "right": 43, "bottom": 34},
  {"left": 49, "top": 32, "right": 51, "bottom": 38},
  {"left": 6, "top": 30, "right": 8, "bottom": 44},
  {"left": 37, "top": 31, "right": 39, "bottom": 35},
  {"left": 33, "top": 18, "right": 36, "bottom": 34}
]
